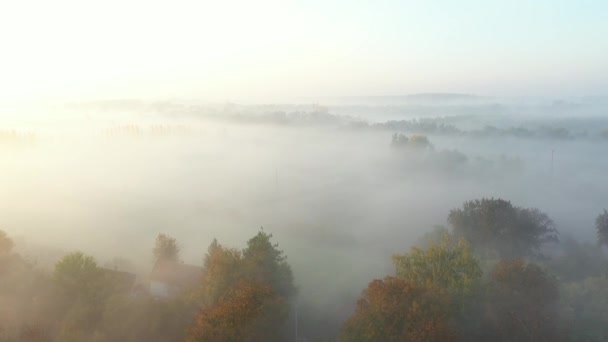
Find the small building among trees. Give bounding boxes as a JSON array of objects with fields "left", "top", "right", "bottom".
[{"left": 149, "top": 261, "right": 202, "bottom": 298}]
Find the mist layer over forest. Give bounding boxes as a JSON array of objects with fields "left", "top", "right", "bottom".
[{"left": 2, "top": 96, "right": 608, "bottom": 340}]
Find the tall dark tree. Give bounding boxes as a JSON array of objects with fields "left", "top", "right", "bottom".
[
  {"left": 485, "top": 259, "right": 565, "bottom": 341},
  {"left": 596, "top": 209, "right": 608, "bottom": 247},
  {"left": 242, "top": 229, "right": 296, "bottom": 298},
  {"left": 448, "top": 198, "right": 558, "bottom": 258}
]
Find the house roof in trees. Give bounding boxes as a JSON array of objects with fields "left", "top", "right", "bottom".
[
  {"left": 99, "top": 268, "right": 138, "bottom": 294},
  {"left": 149, "top": 261, "right": 202, "bottom": 288}
]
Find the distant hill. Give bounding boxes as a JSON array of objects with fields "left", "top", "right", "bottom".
[{"left": 405, "top": 93, "right": 484, "bottom": 101}]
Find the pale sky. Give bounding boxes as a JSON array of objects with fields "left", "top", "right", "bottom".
[{"left": 1, "top": 0, "right": 607, "bottom": 103}]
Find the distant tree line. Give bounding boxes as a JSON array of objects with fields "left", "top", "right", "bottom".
[{"left": 59, "top": 99, "right": 608, "bottom": 141}]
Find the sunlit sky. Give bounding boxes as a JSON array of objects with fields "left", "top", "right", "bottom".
[{"left": 1, "top": 0, "right": 607, "bottom": 103}]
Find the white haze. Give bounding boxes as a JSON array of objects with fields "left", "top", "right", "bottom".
[{"left": 1, "top": 98, "right": 608, "bottom": 334}]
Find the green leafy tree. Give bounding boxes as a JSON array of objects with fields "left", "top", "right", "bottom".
[
  {"left": 153, "top": 233, "right": 179, "bottom": 264},
  {"left": 242, "top": 229, "right": 296, "bottom": 298},
  {"left": 199, "top": 231, "right": 296, "bottom": 302},
  {"left": 392, "top": 232, "right": 482, "bottom": 296},
  {"left": 596, "top": 209, "right": 608, "bottom": 247},
  {"left": 392, "top": 232, "right": 483, "bottom": 339},
  {"left": 54, "top": 252, "right": 101, "bottom": 302},
  {"left": 448, "top": 198, "right": 558, "bottom": 258},
  {"left": 393, "top": 232, "right": 484, "bottom": 339},
  {"left": 53, "top": 252, "right": 104, "bottom": 339}
]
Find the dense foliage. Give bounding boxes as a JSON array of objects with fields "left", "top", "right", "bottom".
[
  {"left": 596, "top": 209, "right": 608, "bottom": 247},
  {"left": 187, "top": 280, "right": 287, "bottom": 342},
  {"left": 153, "top": 233, "right": 180, "bottom": 264},
  {"left": 448, "top": 198, "right": 558, "bottom": 258},
  {"left": 340, "top": 199, "right": 607, "bottom": 341},
  {"left": 188, "top": 230, "right": 295, "bottom": 341},
  {"left": 485, "top": 259, "right": 563, "bottom": 341},
  {"left": 392, "top": 232, "right": 481, "bottom": 295},
  {"left": 340, "top": 277, "right": 457, "bottom": 342},
  {"left": 2, "top": 198, "right": 608, "bottom": 341}
]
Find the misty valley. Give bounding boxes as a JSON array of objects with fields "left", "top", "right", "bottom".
[{"left": 2, "top": 97, "right": 608, "bottom": 341}]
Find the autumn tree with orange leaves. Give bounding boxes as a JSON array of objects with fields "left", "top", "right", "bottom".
[
  {"left": 340, "top": 276, "right": 458, "bottom": 342},
  {"left": 197, "top": 239, "right": 244, "bottom": 306},
  {"left": 341, "top": 231, "right": 488, "bottom": 341},
  {"left": 187, "top": 229, "right": 295, "bottom": 341},
  {"left": 187, "top": 279, "right": 288, "bottom": 342}
]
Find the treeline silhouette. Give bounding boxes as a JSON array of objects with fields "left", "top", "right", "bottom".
[
  {"left": 59, "top": 100, "right": 608, "bottom": 141},
  {"left": 102, "top": 125, "right": 203, "bottom": 138},
  {"left": 0, "top": 130, "right": 37, "bottom": 146},
  {"left": 2, "top": 200, "right": 608, "bottom": 341}
]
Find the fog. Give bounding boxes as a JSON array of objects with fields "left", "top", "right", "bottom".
[{"left": 1, "top": 97, "right": 607, "bottom": 339}]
